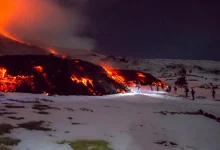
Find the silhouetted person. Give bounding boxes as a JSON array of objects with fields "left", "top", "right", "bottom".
[
  {"left": 212, "top": 89, "right": 216, "bottom": 99},
  {"left": 156, "top": 85, "right": 159, "bottom": 91},
  {"left": 165, "top": 86, "right": 169, "bottom": 92},
  {"left": 137, "top": 82, "right": 141, "bottom": 93},
  {"left": 185, "top": 87, "right": 189, "bottom": 97},
  {"left": 161, "top": 84, "right": 164, "bottom": 89},
  {"left": 191, "top": 88, "right": 195, "bottom": 100},
  {"left": 169, "top": 86, "right": 172, "bottom": 92},
  {"left": 174, "top": 86, "right": 177, "bottom": 93},
  {"left": 137, "top": 85, "right": 140, "bottom": 93},
  {"left": 149, "top": 84, "right": 153, "bottom": 91}
]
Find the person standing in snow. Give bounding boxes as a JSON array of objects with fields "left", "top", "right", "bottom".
[
  {"left": 185, "top": 87, "right": 189, "bottom": 97},
  {"left": 211, "top": 88, "right": 216, "bottom": 99},
  {"left": 156, "top": 85, "right": 159, "bottom": 91},
  {"left": 149, "top": 84, "right": 153, "bottom": 91},
  {"left": 161, "top": 84, "right": 164, "bottom": 89},
  {"left": 137, "top": 81, "right": 141, "bottom": 93},
  {"left": 174, "top": 86, "right": 177, "bottom": 93},
  {"left": 191, "top": 88, "right": 195, "bottom": 100},
  {"left": 169, "top": 86, "right": 172, "bottom": 92}
]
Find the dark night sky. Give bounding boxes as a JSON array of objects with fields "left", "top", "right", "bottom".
[{"left": 82, "top": 0, "right": 220, "bottom": 60}]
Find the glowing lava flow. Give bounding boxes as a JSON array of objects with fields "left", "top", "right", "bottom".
[
  {"left": 71, "top": 75, "right": 94, "bottom": 87},
  {"left": 0, "top": 29, "right": 26, "bottom": 44},
  {"left": 70, "top": 74, "right": 96, "bottom": 95},
  {"left": 34, "top": 66, "right": 55, "bottom": 89},
  {"left": 137, "top": 72, "right": 145, "bottom": 78},
  {"left": 137, "top": 72, "right": 146, "bottom": 83},
  {"left": 34, "top": 66, "right": 43, "bottom": 73},
  {"left": 0, "top": 67, "right": 34, "bottom": 92},
  {"left": 103, "top": 67, "right": 127, "bottom": 86},
  {"left": 152, "top": 81, "right": 168, "bottom": 87}
]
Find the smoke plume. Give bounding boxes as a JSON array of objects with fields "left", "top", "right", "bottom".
[{"left": 0, "top": 0, "right": 95, "bottom": 52}]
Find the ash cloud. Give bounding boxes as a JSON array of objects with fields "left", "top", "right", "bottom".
[{"left": 4, "top": 0, "right": 95, "bottom": 52}]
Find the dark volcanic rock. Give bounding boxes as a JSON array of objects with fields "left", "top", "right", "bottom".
[
  {"left": 18, "top": 121, "right": 51, "bottom": 131},
  {"left": 156, "top": 110, "right": 220, "bottom": 123},
  {"left": 0, "top": 55, "right": 129, "bottom": 95}
]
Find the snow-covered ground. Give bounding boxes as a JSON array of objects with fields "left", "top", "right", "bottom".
[{"left": 0, "top": 87, "right": 220, "bottom": 150}]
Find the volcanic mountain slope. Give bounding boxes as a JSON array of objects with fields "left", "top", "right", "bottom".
[
  {"left": 73, "top": 54, "right": 220, "bottom": 88},
  {"left": 0, "top": 55, "right": 131, "bottom": 95},
  {"left": 0, "top": 34, "right": 47, "bottom": 55}
]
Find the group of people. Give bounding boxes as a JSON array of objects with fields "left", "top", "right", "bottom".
[
  {"left": 183, "top": 86, "right": 216, "bottom": 100},
  {"left": 137, "top": 83, "right": 217, "bottom": 100}
]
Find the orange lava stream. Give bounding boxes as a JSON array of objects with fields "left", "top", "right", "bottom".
[
  {"left": 70, "top": 74, "right": 96, "bottom": 95},
  {"left": 71, "top": 75, "right": 94, "bottom": 87},
  {"left": 34, "top": 66, "right": 55, "bottom": 89},
  {"left": 137, "top": 72, "right": 145, "bottom": 78},
  {"left": 0, "top": 67, "right": 34, "bottom": 92},
  {"left": 152, "top": 81, "right": 168, "bottom": 87},
  {"left": 103, "top": 67, "right": 127, "bottom": 86},
  {"left": 0, "top": 30, "right": 23, "bottom": 43}
]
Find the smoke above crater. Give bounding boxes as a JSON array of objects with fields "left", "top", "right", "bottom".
[{"left": 0, "top": 0, "right": 95, "bottom": 52}]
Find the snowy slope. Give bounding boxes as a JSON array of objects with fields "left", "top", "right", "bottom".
[{"left": 0, "top": 91, "right": 219, "bottom": 150}]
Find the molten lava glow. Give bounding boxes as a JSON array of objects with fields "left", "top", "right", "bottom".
[
  {"left": 0, "top": 67, "right": 34, "bottom": 92},
  {"left": 0, "top": 29, "right": 27, "bottom": 44},
  {"left": 71, "top": 75, "right": 94, "bottom": 87},
  {"left": 137, "top": 73, "right": 145, "bottom": 78},
  {"left": 0, "top": 0, "right": 27, "bottom": 44},
  {"left": 117, "top": 89, "right": 126, "bottom": 94},
  {"left": 44, "top": 92, "right": 49, "bottom": 96},
  {"left": 152, "top": 81, "right": 167, "bottom": 87},
  {"left": 70, "top": 74, "right": 96, "bottom": 95},
  {"left": 34, "top": 66, "right": 43, "bottom": 73},
  {"left": 103, "top": 67, "right": 127, "bottom": 86},
  {"left": 48, "top": 49, "right": 66, "bottom": 59},
  {"left": 34, "top": 65, "right": 55, "bottom": 89},
  {"left": 49, "top": 49, "right": 57, "bottom": 55}
]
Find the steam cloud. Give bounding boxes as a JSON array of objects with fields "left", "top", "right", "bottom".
[{"left": 0, "top": 0, "right": 95, "bottom": 52}]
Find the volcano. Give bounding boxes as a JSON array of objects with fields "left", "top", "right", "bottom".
[
  {"left": 0, "top": 55, "right": 131, "bottom": 95},
  {"left": 0, "top": 35, "right": 167, "bottom": 95}
]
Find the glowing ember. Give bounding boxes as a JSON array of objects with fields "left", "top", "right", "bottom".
[
  {"left": 137, "top": 72, "right": 145, "bottom": 78},
  {"left": 49, "top": 49, "right": 57, "bottom": 55},
  {"left": 34, "top": 66, "right": 43, "bottom": 73},
  {"left": 103, "top": 67, "right": 127, "bottom": 86},
  {"left": 88, "top": 88, "right": 96, "bottom": 96},
  {"left": 0, "top": 67, "right": 34, "bottom": 92},
  {"left": 71, "top": 75, "right": 94, "bottom": 87},
  {"left": 117, "top": 89, "right": 126, "bottom": 94},
  {"left": 44, "top": 92, "right": 49, "bottom": 96},
  {"left": 34, "top": 66, "right": 55, "bottom": 89},
  {"left": 152, "top": 81, "right": 167, "bottom": 87}
]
